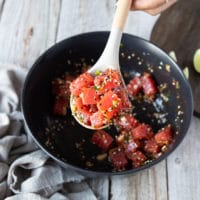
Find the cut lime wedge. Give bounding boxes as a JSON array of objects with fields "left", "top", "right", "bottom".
[
  {"left": 183, "top": 67, "right": 189, "bottom": 79},
  {"left": 193, "top": 49, "right": 200, "bottom": 73},
  {"left": 169, "top": 51, "right": 177, "bottom": 62}
]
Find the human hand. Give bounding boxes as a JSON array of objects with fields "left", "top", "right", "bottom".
[{"left": 131, "top": 0, "right": 177, "bottom": 15}]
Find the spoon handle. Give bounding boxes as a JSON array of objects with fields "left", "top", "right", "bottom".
[
  {"left": 112, "top": 0, "right": 132, "bottom": 31},
  {"left": 88, "top": 0, "right": 132, "bottom": 74}
]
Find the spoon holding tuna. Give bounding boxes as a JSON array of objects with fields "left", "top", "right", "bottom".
[{"left": 70, "top": 0, "right": 132, "bottom": 129}]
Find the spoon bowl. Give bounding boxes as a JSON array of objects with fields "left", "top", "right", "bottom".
[{"left": 70, "top": 95, "right": 110, "bottom": 130}]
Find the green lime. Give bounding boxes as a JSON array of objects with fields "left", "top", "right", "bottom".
[
  {"left": 193, "top": 49, "right": 200, "bottom": 73},
  {"left": 169, "top": 51, "right": 177, "bottom": 62},
  {"left": 183, "top": 67, "right": 189, "bottom": 79}
]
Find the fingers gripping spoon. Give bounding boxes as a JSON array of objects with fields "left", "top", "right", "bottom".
[{"left": 70, "top": 0, "right": 132, "bottom": 129}]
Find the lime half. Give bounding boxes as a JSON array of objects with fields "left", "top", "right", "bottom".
[{"left": 193, "top": 49, "right": 200, "bottom": 73}]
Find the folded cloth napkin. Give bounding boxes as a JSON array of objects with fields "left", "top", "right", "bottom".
[{"left": 0, "top": 64, "right": 98, "bottom": 200}]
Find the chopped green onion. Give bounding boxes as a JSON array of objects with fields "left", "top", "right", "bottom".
[
  {"left": 112, "top": 100, "right": 118, "bottom": 108},
  {"left": 95, "top": 70, "right": 102, "bottom": 76},
  {"left": 165, "top": 64, "right": 171, "bottom": 72},
  {"left": 94, "top": 85, "right": 100, "bottom": 91},
  {"left": 175, "top": 81, "right": 180, "bottom": 89}
]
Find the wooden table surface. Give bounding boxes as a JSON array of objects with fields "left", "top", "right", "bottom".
[{"left": 0, "top": 0, "right": 199, "bottom": 199}]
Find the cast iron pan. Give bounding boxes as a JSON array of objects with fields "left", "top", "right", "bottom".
[{"left": 21, "top": 32, "right": 193, "bottom": 176}]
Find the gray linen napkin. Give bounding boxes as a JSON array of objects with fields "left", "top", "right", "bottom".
[{"left": 0, "top": 64, "right": 97, "bottom": 200}]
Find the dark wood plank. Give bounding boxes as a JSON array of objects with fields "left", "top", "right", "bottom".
[{"left": 151, "top": 0, "right": 200, "bottom": 115}]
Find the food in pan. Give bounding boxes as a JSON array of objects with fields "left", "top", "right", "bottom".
[{"left": 51, "top": 70, "right": 173, "bottom": 171}]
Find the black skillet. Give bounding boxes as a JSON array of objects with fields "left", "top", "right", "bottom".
[{"left": 21, "top": 32, "right": 193, "bottom": 176}]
